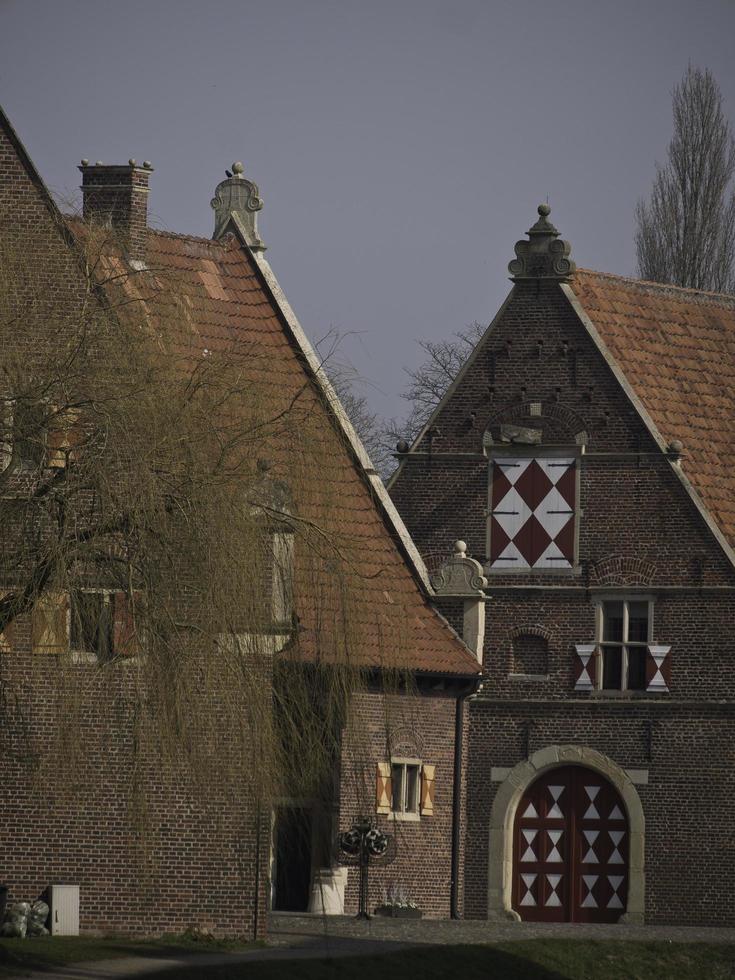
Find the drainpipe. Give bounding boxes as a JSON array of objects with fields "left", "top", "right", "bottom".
[
  {"left": 450, "top": 693, "right": 465, "bottom": 919},
  {"left": 253, "top": 801, "right": 262, "bottom": 940},
  {"left": 429, "top": 541, "right": 487, "bottom": 920}
]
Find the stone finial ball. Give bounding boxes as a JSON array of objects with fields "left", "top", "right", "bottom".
[
  {"left": 454, "top": 540, "right": 468, "bottom": 555},
  {"left": 81, "top": 158, "right": 89, "bottom": 167},
  {"left": 669, "top": 438, "right": 684, "bottom": 453},
  {"left": 396, "top": 440, "right": 409, "bottom": 453},
  {"left": 143, "top": 161, "right": 153, "bottom": 170},
  {"left": 232, "top": 162, "right": 245, "bottom": 175},
  {"left": 538, "top": 203, "right": 551, "bottom": 217},
  {"left": 128, "top": 158, "right": 137, "bottom": 167}
]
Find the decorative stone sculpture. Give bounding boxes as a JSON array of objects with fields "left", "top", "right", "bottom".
[
  {"left": 431, "top": 540, "right": 488, "bottom": 596},
  {"left": 211, "top": 162, "right": 265, "bottom": 248},
  {"left": 508, "top": 204, "right": 576, "bottom": 281},
  {"left": 431, "top": 542, "right": 488, "bottom": 664}
]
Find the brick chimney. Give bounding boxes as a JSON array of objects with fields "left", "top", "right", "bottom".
[{"left": 79, "top": 158, "right": 153, "bottom": 264}]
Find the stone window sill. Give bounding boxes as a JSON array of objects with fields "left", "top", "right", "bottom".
[{"left": 387, "top": 811, "right": 421, "bottom": 823}]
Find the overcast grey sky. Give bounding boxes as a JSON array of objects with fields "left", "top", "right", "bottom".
[{"left": 2, "top": 0, "right": 734, "bottom": 425}]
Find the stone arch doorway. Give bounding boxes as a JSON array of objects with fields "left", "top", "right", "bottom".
[
  {"left": 487, "top": 746, "right": 645, "bottom": 924},
  {"left": 512, "top": 766, "right": 628, "bottom": 922}
]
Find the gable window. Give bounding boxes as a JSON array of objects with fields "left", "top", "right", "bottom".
[
  {"left": 70, "top": 590, "right": 112, "bottom": 663},
  {"left": 488, "top": 455, "right": 577, "bottom": 570},
  {"left": 597, "top": 599, "right": 650, "bottom": 691}
]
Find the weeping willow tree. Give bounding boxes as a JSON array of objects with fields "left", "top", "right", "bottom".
[{"left": 0, "top": 210, "right": 411, "bottom": 873}]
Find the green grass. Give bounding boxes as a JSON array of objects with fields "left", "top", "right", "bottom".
[
  {"left": 153, "top": 940, "right": 735, "bottom": 980},
  {"left": 0, "top": 938, "right": 732, "bottom": 980},
  {"left": 0, "top": 933, "right": 261, "bottom": 977}
]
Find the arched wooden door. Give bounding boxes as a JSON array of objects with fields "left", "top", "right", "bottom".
[{"left": 511, "top": 766, "right": 628, "bottom": 922}]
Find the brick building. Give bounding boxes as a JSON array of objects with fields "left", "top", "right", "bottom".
[
  {"left": 389, "top": 204, "right": 735, "bottom": 925},
  {"left": 0, "top": 107, "right": 481, "bottom": 935}
]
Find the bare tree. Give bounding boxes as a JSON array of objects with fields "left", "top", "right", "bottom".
[
  {"left": 635, "top": 65, "right": 735, "bottom": 293},
  {"left": 327, "top": 366, "right": 395, "bottom": 478},
  {"left": 386, "top": 322, "right": 486, "bottom": 449}
]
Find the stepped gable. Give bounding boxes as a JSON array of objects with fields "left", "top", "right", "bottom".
[
  {"left": 570, "top": 269, "right": 735, "bottom": 551},
  {"left": 70, "top": 220, "right": 479, "bottom": 678}
]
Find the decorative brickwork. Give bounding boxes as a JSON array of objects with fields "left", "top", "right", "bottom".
[{"left": 590, "top": 555, "right": 657, "bottom": 587}]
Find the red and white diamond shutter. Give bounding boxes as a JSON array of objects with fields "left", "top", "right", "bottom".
[{"left": 490, "top": 458, "right": 576, "bottom": 569}]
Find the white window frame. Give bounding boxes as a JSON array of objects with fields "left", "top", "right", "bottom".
[
  {"left": 389, "top": 757, "right": 422, "bottom": 822},
  {"left": 595, "top": 597, "right": 653, "bottom": 692}
]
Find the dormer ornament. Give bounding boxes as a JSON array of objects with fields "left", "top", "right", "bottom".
[
  {"left": 431, "top": 541, "right": 488, "bottom": 596},
  {"left": 508, "top": 204, "right": 575, "bottom": 281},
  {"left": 211, "top": 162, "right": 265, "bottom": 249},
  {"left": 431, "top": 541, "right": 487, "bottom": 665}
]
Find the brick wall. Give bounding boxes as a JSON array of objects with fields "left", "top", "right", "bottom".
[
  {"left": 390, "top": 278, "right": 735, "bottom": 924},
  {"left": 0, "top": 639, "right": 269, "bottom": 937},
  {"left": 466, "top": 700, "right": 734, "bottom": 925},
  {"left": 338, "top": 689, "right": 464, "bottom": 918},
  {"left": 0, "top": 118, "right": 268, "bottom": 937}
]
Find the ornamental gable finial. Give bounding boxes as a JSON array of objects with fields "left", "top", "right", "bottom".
[
  {"left": 508, "top": 204, "right": 575, "bottom": 281},
  {"left": 211, "top": 162, "right": 265, "bottom": 249}
]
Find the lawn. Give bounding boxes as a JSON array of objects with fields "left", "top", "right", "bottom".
[
  {"left": 153, "top": 940, "right": 735, "bottom": 980},
  {"left": 0, "top": 933, "right": 259, "bottom": 977},
  {"left": 0, "top": 938, "right": 732, "bottom": 979}
]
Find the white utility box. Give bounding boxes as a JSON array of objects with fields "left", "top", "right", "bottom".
[{"left": 48, "top": 884, "right": 79, "bottom": 936}]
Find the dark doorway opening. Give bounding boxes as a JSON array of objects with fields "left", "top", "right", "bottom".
[{"left": 273, "top": 806, "right": 313, "bottom": 912}]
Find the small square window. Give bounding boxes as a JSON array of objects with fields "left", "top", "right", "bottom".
[{"left": 597, "top": 599, "right": 651, "bottom": 691}]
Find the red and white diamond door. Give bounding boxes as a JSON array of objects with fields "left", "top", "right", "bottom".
[
  {"left": 512, "top": 766, "right": 629, "bottom": 923},
  {"left": 490, "top": 458, "right": 576, "bottom": 569}
]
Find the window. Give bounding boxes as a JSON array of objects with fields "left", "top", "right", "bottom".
[
  {"left": 597, "top": 599, "right": 651, "bottom": 691},
  {"left": 376, "top": 760, "right": 435, "bottom": 818},
  {"left": 12, "top": 399, "right": 46, "bottom": 467},
  {"left": 488, "top": 455, "right": 577, "bottom": 570},
  {"left": 70, "top": 590, "right": 112, "bottom": 663},
  {"left": 391, "top": 759, "right": 421, "bottom": 816}
]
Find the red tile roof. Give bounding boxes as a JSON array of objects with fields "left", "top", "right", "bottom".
[
  {"left": 75, "top": 222, "right": 479, "bottom": 677},
  {"left": 570, "top": 269, "right": 735, "bottom": 554}
]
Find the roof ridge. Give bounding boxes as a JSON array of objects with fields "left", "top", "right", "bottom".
[
  {"left": 64, "top": 216, "right": 224, "bottom": 249},
  {"left": 576, "top": 267, "right": 735, "bottom": 307},
  {"left": 148, "top": 228, "right": 225, "bottom": 247}
]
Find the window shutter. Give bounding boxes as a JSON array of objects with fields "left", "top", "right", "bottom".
[
  {"left": 47, "top": 407, "right": 81, "bottom": 469},
  {"left": 376, "top": 761, "right": 392, "bottom": 815},
  {"left": 0, "top": 594, "right": 11, "bottom": 653},
  {"left": 420, "top": 764, "right": 435, "bottom": 816},
  {"left": 646, "top": 644, "right": 671, "bottom": 692},
  {"left": 31, "top": 592, "right": 69, "bottom": 654},
  {"left": 271, "top": 532, "right": 294, "bottom": 625},
  {"left": 490, "top": 457, "right": 576, "bottom": 569},
  {"left": 574, "top": 642, "right": 597, "bottom": 691},
  {"left": 113, "top": 591, "right": 141, "bottom": 657},
  {"left": 0, "top": 400, "right": 13, "bottom": 472}
]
